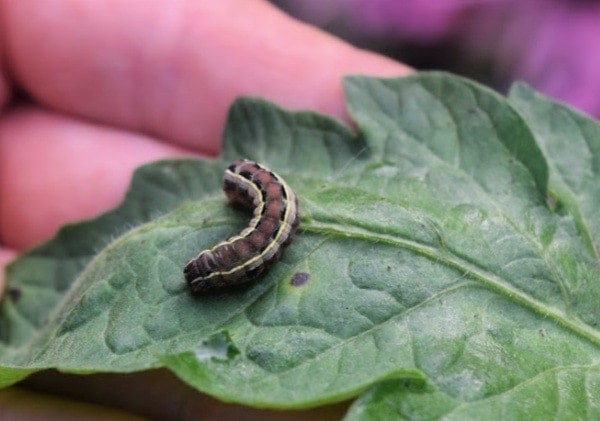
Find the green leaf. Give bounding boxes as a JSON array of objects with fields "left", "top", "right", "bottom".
[
  {"left": 1, "top": 72, "right": 599, "bottom": 417},
  {"left": 509, "top": 83, "right": 600, "bottom": 259},
  {"left": 346, "top": 365, "right": 600, "bottom": 420}
]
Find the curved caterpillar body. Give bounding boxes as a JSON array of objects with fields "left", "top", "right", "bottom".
[{"left": 184, "top": 159, "right": 300, "bottom": 294}]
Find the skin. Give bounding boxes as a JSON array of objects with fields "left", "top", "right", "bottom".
[{"left": 0, "top": 0, "right": 411, "bottom": 418}]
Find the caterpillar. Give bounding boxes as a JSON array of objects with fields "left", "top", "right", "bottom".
[{"left": 184, "top": 159, "right": 300, "bottom": 293}]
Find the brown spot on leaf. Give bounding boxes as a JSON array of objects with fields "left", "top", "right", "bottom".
[{"left": 290, "top": 272, "right": 310, "bottom": 287}]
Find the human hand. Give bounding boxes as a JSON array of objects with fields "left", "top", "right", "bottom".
[{"left": 0, "top": 0, "right": 409, "bottom": 418}]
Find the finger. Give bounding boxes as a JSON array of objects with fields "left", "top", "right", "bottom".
[
  {"left": 0, "top": 107, "right": 191, "bottom": 250},
  {"left": 2, "top": 0, "right": 409, "bottom": 154},
  {"left": 0, "top": 58, "right": 9, "bottom": 111}
]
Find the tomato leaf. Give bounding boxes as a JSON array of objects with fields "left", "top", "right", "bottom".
[{"left": 1, "top": 73, "right": 599, "bottom": 417}]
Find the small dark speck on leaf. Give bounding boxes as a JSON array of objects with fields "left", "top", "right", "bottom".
[
  {"left": 290, "top": 272, "right": 310, "bottom": 287},
  {"left": 539, "top": 328, "right": 546, "bottom": 338},
  {"left": 7, "top": 288, "right": 21, "bottom": 302}
]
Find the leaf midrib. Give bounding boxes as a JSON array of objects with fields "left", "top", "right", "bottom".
[{"left": 305, "top": 219, "right": 600, "bottom": 348}]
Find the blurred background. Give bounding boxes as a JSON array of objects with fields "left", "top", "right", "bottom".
[{"left": 273, "top": 0, "right": 600, "bottom": 119}]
